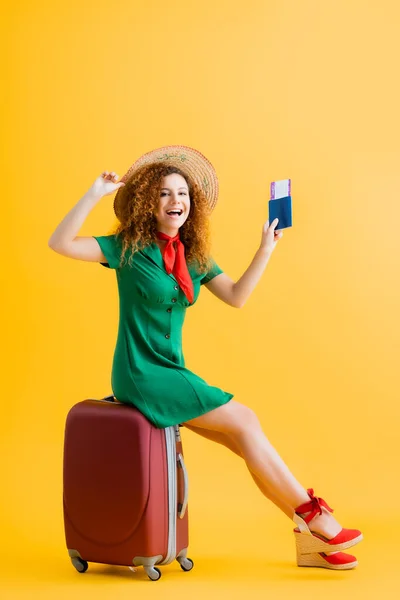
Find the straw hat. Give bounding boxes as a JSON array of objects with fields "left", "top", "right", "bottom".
[{"left": 114, "top": 144, "right": 219, "bottom": 219}]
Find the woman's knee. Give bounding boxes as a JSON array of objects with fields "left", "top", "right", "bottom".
[
  {"left": 231, "top": 402, "right": 260, "bottom": 430},
  {"left": 233, "top": 404, "right": 263, "bottom": 439}
]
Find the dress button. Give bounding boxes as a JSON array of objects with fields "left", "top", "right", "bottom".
[
  {"left": 167, "top": 308, "right": 172, "bottom": 313},
  {"left": 172, "top": 298, "right": 177, "bottom": 303},
  {"left": 174, "top": 285, "right": 179, "bottom": 290},
  {"left": 165, "top": 333, "right": 171, "bottom": 339}
]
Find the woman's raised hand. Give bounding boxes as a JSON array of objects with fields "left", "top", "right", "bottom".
[
  {"left": 89, "top": 171, "right": 126, "bottom": 198},
  {"left": 260, "top": 218, "right": 283, "bottom": 254}
]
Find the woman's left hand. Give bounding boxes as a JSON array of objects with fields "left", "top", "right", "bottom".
[{"left": 259, "top": 218, "right": 283, "bottom": 254}]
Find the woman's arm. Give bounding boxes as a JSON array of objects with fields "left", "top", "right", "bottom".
[
  {"left": 48, "top": 171, "right": 124, "bottom": 262},
  {"left": 205, "top": 218, "right": 282, "bottom": 308},
  {"left": 48, "top": 190, "right": 106, "bottom": 261},
  {"left": 205, "top": 247, "right": 273, "bottom": 308}
]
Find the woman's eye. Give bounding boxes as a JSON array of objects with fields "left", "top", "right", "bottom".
[{"left": 160, "top": 192, "right": 187, "bottom": 196}]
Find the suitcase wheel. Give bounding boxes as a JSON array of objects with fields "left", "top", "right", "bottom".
[
  {"left": 144, "top": 566, "right": 162, "bottom": 581},
  {"left": 71, "top": 557, "right": 88, "bottom": 573},
  {"left": 177, "top": 557, "right": 194, "bottom": 572}
]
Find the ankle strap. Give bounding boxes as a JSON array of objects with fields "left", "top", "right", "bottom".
[{"left": 295, "top": 488, "right": 334, "bottom": 523}]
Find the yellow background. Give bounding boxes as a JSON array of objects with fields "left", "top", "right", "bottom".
[{"left": 2, "top": 0, "right": 399, "bottom": 598}]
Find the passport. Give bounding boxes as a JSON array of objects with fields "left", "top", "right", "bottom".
[{"left": 269, "top": 178, "right": 292, "bottom": 229}]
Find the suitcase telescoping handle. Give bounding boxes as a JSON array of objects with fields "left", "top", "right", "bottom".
[{"left": 177, "top": 453, "right": 188, "bottom": 519}]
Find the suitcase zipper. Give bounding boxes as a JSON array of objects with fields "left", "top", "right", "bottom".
[{"left": 159, "top": 426, "right": 177, "bottom": 565}]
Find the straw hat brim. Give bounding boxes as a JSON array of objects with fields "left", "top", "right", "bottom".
[{"left": 114, "top": 144, "right": 218, "bottom": 220}]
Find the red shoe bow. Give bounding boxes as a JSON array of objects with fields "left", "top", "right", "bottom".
[{"left": 295, "top": 489, "right": 334, "bottom": 524}]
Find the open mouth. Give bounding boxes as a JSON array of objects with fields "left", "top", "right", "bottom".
[{"left": 166, "top": 209, "right": 183, "bottom": 218}]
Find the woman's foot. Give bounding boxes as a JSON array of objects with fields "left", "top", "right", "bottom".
[
  {"left": 300, "top": 505, "right": 342, "bottom": 539},
  {"left": 293, "top": 489, "right": 363, "bottom": 554}
]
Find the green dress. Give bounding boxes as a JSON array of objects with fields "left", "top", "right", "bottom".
[{"left": 93, "top": 234, "right": 234, "bottom": 428}]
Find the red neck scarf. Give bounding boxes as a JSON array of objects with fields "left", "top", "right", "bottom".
[{"left": 156, "top": 231, "right": 194, "bottom": 304}]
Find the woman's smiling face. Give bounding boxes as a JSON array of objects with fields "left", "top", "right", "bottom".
[{"left": 154, "top": 172, "right": 191, "bottom": 236}]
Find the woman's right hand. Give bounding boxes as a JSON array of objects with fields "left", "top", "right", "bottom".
[
  {"left": 259, "top": 218, "right": 283, "bottom": 254},
  {"left": 89, "top": 171, "right": 126, "bottom": 198}
]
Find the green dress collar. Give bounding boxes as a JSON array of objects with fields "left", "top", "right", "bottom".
[
  {"left": 140, "top": 242, "right": 178, "bottom": 283},
  {"left": 140, "top": 241, "right": 199, "bottom": 283}
]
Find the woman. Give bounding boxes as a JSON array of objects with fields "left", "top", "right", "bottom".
[{"left": 49, "top": 144, "right": 362, "bottom": 570}]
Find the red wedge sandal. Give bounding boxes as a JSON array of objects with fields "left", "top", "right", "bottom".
[
  {"left": 293, "top": 489, "right": 363, "bottom": 556},
  {"left": 296, "top": 550, "right": 358, "bottom": 570}
]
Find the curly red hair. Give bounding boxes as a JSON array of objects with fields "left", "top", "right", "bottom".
[{"left": 110, "top": 163, "right": 214, "bottom": 274}]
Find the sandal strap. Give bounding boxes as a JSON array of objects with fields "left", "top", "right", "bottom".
[{"left": 295, "top": 488, "right": 334, "bottom": 523}]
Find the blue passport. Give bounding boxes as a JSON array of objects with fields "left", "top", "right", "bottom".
[{"left": 268, "top": 195, "right": 292, "bottom": 229}]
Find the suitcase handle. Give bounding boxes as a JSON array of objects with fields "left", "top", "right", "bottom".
[
  {"left": 102, "top": 395, "right": 116, "bottom": 402},
  {"left": 177, "top": 453, "right": 188, "bottom": 519}
]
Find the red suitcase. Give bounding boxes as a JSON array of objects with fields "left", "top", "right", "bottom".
[{"left": 63, "top": 395, "right": 193, "bottom": 581}]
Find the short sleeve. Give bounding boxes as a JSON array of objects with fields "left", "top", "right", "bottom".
[
  {"left": 200, "top": 258, "right": 223, "bottom": 285},
  {"left": 92, "top": 234, "right": 123, "bottom": 269}
]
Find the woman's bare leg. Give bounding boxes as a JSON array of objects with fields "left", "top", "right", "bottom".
[
  {"left": 183, "top": 423, "right": 294, "bottom": 518},
  {"left": 183, "top": 400, "right": 343, "bottom": 539}
]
